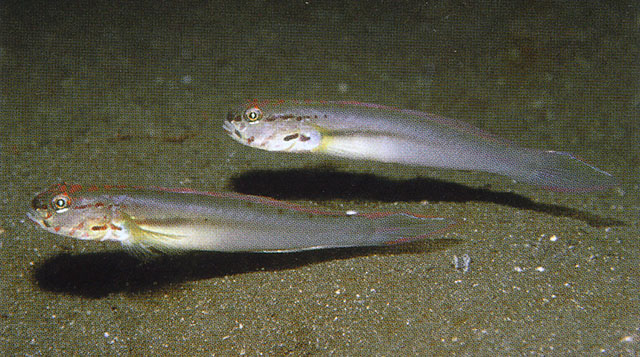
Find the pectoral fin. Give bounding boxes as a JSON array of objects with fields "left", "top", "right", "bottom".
[
  {"left": 118, "top": 212, "right": 186, "bottom": 258},
  {"left": 314, "top": 131, "right": 397, "bottom": 161}
]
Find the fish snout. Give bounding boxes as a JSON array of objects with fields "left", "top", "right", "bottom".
[
  {"left": 222, "top": 121, "right": 240, "bottom": 137},
  {"left": 26, "top": 209, "right": 48, "bottom": 229}
]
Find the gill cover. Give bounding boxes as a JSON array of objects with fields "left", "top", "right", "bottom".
[{"left": 224, "top": 104, "right": 323, "bottom": 152}]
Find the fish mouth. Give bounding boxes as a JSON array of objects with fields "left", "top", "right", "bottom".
[
  {"left": 26, "top": 209, "right": 47, "bottom": 229},
  {"left": 222, "top": 121, "right": 237, "bottom": 136},
  {"left": 223, "top": 121, "right": 248, "bottom": 144}
]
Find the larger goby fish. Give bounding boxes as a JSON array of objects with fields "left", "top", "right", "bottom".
[
  {"left": 27, "top": 183, "right": 455, "bottom": 256},
  {"left": 223, "top": 100, "right": 617, "bottom": 192}
]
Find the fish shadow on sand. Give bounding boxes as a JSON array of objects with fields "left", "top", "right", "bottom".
[
  {"left": 34, "top": 240, "right": 459, "bottom": 298},
  {"left": 231, "top": 167, "right": 623, "bottom": 228}
]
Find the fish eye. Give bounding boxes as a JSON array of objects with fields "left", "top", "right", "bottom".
[
  {"left": 244, "top": 107, "right": 263, "bottom": 123},
  {"left": 52, "top": 195, "right": 70, "bottom": 212}
]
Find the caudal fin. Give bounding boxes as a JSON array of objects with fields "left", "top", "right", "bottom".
[
  {"left": 508, "top": 150, "right": 618, "bottom": 192},
  {"left": 370, "top": 213, "right": 457, "bottom": 245}
]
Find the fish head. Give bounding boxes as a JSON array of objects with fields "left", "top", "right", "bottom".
[
  {"left": 27, "top": 183, "right": 117, "bottom": 241},
  {"left": 223, "top": 101, "right": 323, "bottom": 152}
]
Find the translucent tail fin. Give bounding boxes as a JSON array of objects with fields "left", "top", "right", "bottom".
[
  {"left": 507, "top": 150, "right": 618, "bottom": 192},
  {"left": 370, "top": 213, "right": 457, "bottom": 245}
]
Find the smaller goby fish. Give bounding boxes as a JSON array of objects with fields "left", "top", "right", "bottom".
[
  {"left": 27, "top": 183, "right": 455, "bottom": 256},
  {"left": 223, "top": 100, "right": 617, "bottom": 192}
]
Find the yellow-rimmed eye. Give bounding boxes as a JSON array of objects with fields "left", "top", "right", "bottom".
[
  {"left": 52, "top": 195, "right": 70, "bottom": 211},
  {"left": 244, "top": 107, "right": 263, "bottom": 123}
]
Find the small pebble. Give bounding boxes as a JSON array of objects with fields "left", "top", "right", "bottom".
[
  {"left": 453, "top": 254, "right": 471, "bottom": 273},
  {"left": 621, "top": 335, "right": 635, "bottom": 343}
]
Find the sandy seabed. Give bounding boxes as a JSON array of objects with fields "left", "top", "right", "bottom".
[{"left": 1, "top": 1, "right": 638, "bottom": 355}]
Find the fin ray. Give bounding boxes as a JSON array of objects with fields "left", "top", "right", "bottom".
[
  {"left": 371, "top": 214, "right": 456, "bottom": 245},
  {"left": 119, "top": 213, "right": 186, "bottom": 258}
]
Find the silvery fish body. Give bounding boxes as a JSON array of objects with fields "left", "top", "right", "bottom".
[
  {"left": 223, "top": 100, "right": 616, "bottom": 192},
  {"left": 28, "top": 183, "right": 455, "bottom": 256}
]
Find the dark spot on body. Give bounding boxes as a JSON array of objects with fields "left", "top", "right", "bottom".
[
  {"left": 268, "top": 114, "right": 295, "bottom": 121},
  {"left": 299, "top": 134, "right": 311, "bottom": 142},
  {"left": 284, "top": 133, "right": 299, "bottom": 141},
  {"left": 91, "top": 225, "right": 108, "bottom": 231},
  {"left": 233, "top": 115, "right": 242, "bottom": 122},
  {"left": 247, "top": 136, "right": 255, "bottom": 144},
  {"left": 234, "top": 129, "right": 242, "bottom": 138},
  {"left": 266, "top": 115, "right": 277, "bottom": 122}
]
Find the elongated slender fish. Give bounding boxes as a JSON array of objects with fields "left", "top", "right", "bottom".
[
  {"left": 27, "top": 183, "right": 455, "bottom": 256},
  {"left": 223, "top": 100, "right": 617, "bottom": 192}
]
